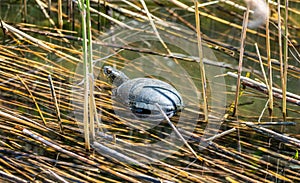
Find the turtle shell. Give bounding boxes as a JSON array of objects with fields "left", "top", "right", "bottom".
[{"left": 112, "top": 78, "right": 184, "bottom": 119}]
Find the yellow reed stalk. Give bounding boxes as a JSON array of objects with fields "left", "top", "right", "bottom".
[
  {"left": 282, "top": 0, "right": 289, "bottom": 120},
  {"left": 265, "top": 1, "right": 273, "bottom": 117},
  {"left": 194, "top": 0, "right": 208, "bottom": 122},
  {"left": 17, "top": 75, "right": 47, "bottom": 126},
  {"left": 22, "top": 0, "right": 27, "bottom": 23}
]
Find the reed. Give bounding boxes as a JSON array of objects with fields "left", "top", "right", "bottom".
[
  {"left": 86, "top": 0, "right": 96, "bottom": 142},
  {"left": 265, "top": 0, "right": 273, "bottom": 117},
  {"left": 233, "top": 6, "right": 250, "bottom": 116},
  {"left": 78, "top": 0, "right": 90, "bottom": 150},
  {"left": 282, "top": 0, "right": 289, "bottom": 121},
  {"left": 58, "top": 0, "right": 63, "bottom": 29},
  {"left": 22, "top": 0, "right": 27, "bottom": 23},
  {"left": 194, "top": 0, "right": 208, "bottom": 122},
  {"left": 48, "top": 75, "right": 63, "bottom": 133}
]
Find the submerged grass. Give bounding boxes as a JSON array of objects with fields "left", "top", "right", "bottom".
[{"left": 0, "top": 0, "right": 299, "bottom": 182}]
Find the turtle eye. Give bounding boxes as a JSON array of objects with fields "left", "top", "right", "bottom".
[
  {"left": 106, "top": 69, "right": 111, "bottom": 74},
  {"left": 104, "top": 66, "right": 113, "bottom": 75}
]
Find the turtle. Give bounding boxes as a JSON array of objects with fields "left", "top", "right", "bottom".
[{"left": 103, "top": 66, "right": 184, "bottom": 120}]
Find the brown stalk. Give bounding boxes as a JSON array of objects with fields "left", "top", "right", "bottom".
[
  {"left": 48, "top": 75, "right": 63, "bottom": 133},
  {"left": 58, "top": 0, "right": 63, "bottom": 29},
  {"left": 194, "top": 0, "right": 208, "bottom": 122},
  {"left": 233, "top": 7, "right": 250, "bottom": 116}
]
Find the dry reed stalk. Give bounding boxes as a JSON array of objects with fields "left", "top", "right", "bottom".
[
  {"left": 255, "top": 43, "right": 270, "bottom": 94},
  {"left": 139, "top": 0, "right": 176, "bottom": 62},
  {"left": 69, "top": 0, "right": 75, "bottom": 31},
  {"left": 194, "top": 0, "right": 208, "bottom": 122},
  {"left": 17, "top": 23, "right": 77, "bottom": 34},
  {"left": 47, "top": 169, "right": 70, "bottom": 183},
  {"left": 58, "top": 0, "right": 63, "bottom": 29},
  {"left": 22, "top": 0, "right": 27, "bottom": 23},
  {"left": 17, "top": 75, "right": 47, "bottom": 126},
  {"left": 282, "top": 0, "right": 289, "bottom": 121},
  {"left": 48, "top": 75, "right": 63, "bottom": 133},
  {"left": 255, "top": 42, "right": 272, "bottom": 122},
  {"left": 227, "top": 72, "right": 300, "bottom": 105},
  {"left": 232, "top": 7, "right": 250, "bottom": 153},
  {"left": 93, "top": 142, "right": 148, "bottom": 169},
  {"left": 85, "top": 0, "right": 96, "bottom": 142},
  {"left": 265, "top": 1, "right": 273, "bottom": 117},
  {"left": 203, "top": 128, "right": 236, "bottom": 142},
  {"left": 155, "top": 103, "right": 200, "bottom": 160},
  {"left": 233, "top": 7, "right": 250, "bottom": 116}
]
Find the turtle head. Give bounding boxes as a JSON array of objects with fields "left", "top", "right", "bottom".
[{"left": 103, "top": 66, "right": 129, "bottom": 87}]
